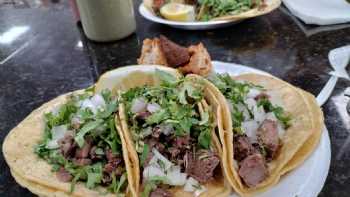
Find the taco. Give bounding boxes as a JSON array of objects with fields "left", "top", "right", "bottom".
[
  {"left": 204, "top": 73, "right": 324, "bottom": 196},
  {"left": 3, "top": 88, "right": 134, "bottom": 197},
  {"left": 110, "top": 66, "right": 231, "bottom": 197}
]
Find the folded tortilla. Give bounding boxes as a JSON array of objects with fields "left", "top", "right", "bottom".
[
  {"left": 202, "top": 73, "right": 324, "bottom": 196},
  {"left": 2, "top": 90, "right": 133, "bottom": 197},
  {"left": 113, "top": 69, "right": 231, "bottom": 197}
]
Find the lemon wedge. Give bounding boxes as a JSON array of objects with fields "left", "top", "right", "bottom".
[{"left": 160, "top": 3, "right": 195, "bottom": 22}]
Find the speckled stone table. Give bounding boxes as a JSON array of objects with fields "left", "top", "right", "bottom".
[{"left": 0, "top": 0, "right": 349, "bottom": 196}]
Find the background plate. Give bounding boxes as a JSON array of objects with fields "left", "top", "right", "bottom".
[
  {"left": 212, "top": 60, "right": 331, "bottom": 197},
  {"left": 138, "top": 4, "right": 243, "bottom": 30}
]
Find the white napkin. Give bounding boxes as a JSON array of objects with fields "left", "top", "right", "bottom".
[{"left": 283, "top": 0, "right": 350, "bottom": 25}]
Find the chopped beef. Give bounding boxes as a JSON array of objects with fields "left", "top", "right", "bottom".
[
  {"left": 75, "top": 138, "right": 92, "bottom": 159},
  {"left": 172, "top": 135, "right": 191, "bottom": 150},
  {"left": 159, "top": 35, "right": 190, "bottom": 67},
  {"left": 58, "top": 134, "right": 77, "bottom": 158},
  {"left": 168, "top": 147, "right": 181, "bottom": 159},
  {"left": 146, "top": 138, "right": 166, "bottom": 153},
  {"left": 56, "top": 167, "right": 73, "bottom": 182},
  {"left": 254, "top": 93, "right": 270, "bottom": 101},
  {"left": 238, "top": 153, "right": 268, "bottom": 187},
  {"left": 73, "top": 158, "right": 92, "bottom": 166},
  {"left": 257, "top": 120, "right": 280, "bottom": 160},
  {"left": 152, "top": 0, "right": 166, "bottom": 12},
  {"left": 150, "top": 187, "right": 172, "bottom": 197},
  {"left": 185, "top": 150, "right": 220, "bottom": 183},
  {"left": 233, "top": 135, "right": 256, "bottom": 162},
  {"left": 152, "top": 126, "right": 162, "bottom": 138}
]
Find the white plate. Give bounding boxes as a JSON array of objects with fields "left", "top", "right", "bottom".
[
  {"left": 212, "top": 60, "right": 331, "bottom": 197},
  {"left": 138, "top": 3, "right": 243, "bottom": 30}
]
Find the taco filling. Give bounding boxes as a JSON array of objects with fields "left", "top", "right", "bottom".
[
  {"left": 34, "top": 89, "right": 128, "bottom": 194},
  {"left": 208, "top": 73, "right": 291, "bottom": 188},
  {"left": 121, "top": 71, "right": 220, "bottom": 196}
]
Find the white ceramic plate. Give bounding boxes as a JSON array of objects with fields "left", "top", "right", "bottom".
[
  {"left": 212, "top": 60, "right": 331, "bottom": 197},
  {"left": 138, "top": 3, "right": 243, "bottom": 30}
]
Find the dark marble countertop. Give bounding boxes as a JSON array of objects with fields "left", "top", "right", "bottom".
[{"left": 1, "top": 0, "right": 350, "bottom": 196}]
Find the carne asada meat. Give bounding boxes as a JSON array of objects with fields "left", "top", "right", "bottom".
[
  {"left": 257, "top": 119, "right": 280, "bottom": 160},
  {"left": 73, "top": 158, "right": 92, "bottom": 166},
  {"left": 75, "top": 138, "right": 92, "bottom": 159},
  {"left": 185, "top": 150, "right": 220, "bottom": 183},
  {"left": 56, "top": 167, "right": 73, "bottom": 182},
  {"left": 238, "top": 153, "right": 268, "bottom": 187},
  {"left": 233, "top": 134, "right": 256, "bottom": 162},
  {"left": 159, "top": 35, "right": 190, "bottom": 67},
  {"left": 150, "top": 187, "right": 172, "bottom": 197},
  {"left": 58, "top": 134, "right": 77, "bottom": 158}
]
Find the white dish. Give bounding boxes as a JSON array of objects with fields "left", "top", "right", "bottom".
[
  {"left": 138, "top": 3, "right": 243, "bottom": 30},
  {"left": 212, "top": 60, "right": 331, "bottom": 197}
]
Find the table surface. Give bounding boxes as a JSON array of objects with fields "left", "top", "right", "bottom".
[{"left": 1, "top": 0, "right": 350, "bottom": 196}]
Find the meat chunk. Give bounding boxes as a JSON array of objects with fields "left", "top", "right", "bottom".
[
  {"left": 75, "top": 138, "right": 92, "bottom": 159},
  {"left": 179, "top": 43, "right": 212, "bottom": 76},
  {"left": 150, "top": 188, "right": 172, "bottom": 197},
  {"left": 172, "top": 135, "right": 191, "bottom": 150},
  {"left": 56, "top": 167, "right": 73, "bottom": 182},
  {"left": 185, "top": 150, "right": 220, "bottom": 183},
  {"left": 58, "top": 134, "right": 77, "bottom": 158},
  {"left": 257, "top": 119, "right": 280, "bottom": 159},
  {"left": 159, "top": 35, "right": 190, "bottom": 67},
  {"left": 73, "top": 158, "right": 92, "bottom": 166},
  {"left": 233, "top": 135, "right": 256, "bottom": 162},
  {"left": 238, "top": 153, "right": 268, "bottom": 187},
  {"left": 151, "top": 126, "right": 162, "bottom": 138},
  {"left": 146, "top": 138, "right": 166, "bottom": 153},
  {"left": 137, "top": 38, "right": 168, "bottom": 66}
]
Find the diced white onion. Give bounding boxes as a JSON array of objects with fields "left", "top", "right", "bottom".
[
  {"left": 277, "top": 122, "right": 285, "bottom": 138},
  {"left": 247, "top": 88, "right": 261, "bottom": 99},
  {"left": 147, "top": 103, "right": 161, "bottom": 113},
  {"left": 131, "top": 97, "right": 147, "bottom": 114},
  {"left": 184, "top": 177, "right": 199, "bottom": 192},
  {"left": 46, "top": 125, "right": 68, "bottom": 149},
  {"left": 242, "top": 120, "right": 259, "bottom": 143},
  {"left": 237, "top": 103, "right": 250, "bottom": 121},
  {"left": 152, "top": 148, "right": 173, "bottom": 171},
  {"left": 90, "top": 94, "right": 106, "bottom": 109},
  {"left": 265, "top": 112, "right": 277, "bottom": 121},
  {"left": 81, "top": 99, "right": 97, "bottom": 114},
  {"left": 165, "top": 166, "right": 187, "bottom": 186},
  {"left": 184, "top": 177, "right": 207, "bottom": 196},
  {"left": 143, "top": 165, "right": 166, "bottom": 180},
  {"left": 246, "top": 98, "right": 266, "bottom": 123}
]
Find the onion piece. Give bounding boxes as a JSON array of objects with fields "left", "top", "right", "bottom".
[
  {"left": 247, "top": 88, "right": 261, "bottom": 99},
  {"left": 90, "top": 94, "right": 106, "bottom": 109},
  {"left": 159, "top": 123, "right": 174, "bottom": 136},
  {"left": 131, "top": 97, "right": 147, "bottom": 114},
  {"left": 184, "top": 177, "right": 207, "bottom": 196},
  {"left": 46, "top": 125, "right": 68, "bottom": 149},
  {"left": 242, "top": 120, "right": 259, "bottom": 143},
  {"left": 152, "top": 148, "right": 173, "bottom": 171},
  {"left": 147, "top": 103, "right": 161, "bottom": 113},
  {"left": 81, "top": 99, "right": 97, "bottom": 114},
  {"left": 143, "top": 165, "right": 166, "bottom": 180},
  {"left": 165, "top": 166, "right": 187, "bottom": 186}
]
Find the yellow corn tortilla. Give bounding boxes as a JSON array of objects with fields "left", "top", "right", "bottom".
[
  {"left": 115, "top": 71, "right": 231, "bottom": 197},
  {"left": 2, "top": 90, "right": 133, "bottom": 197},
  {"left": 201, "top": 73, "right": 324, "bottom": 196}
]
